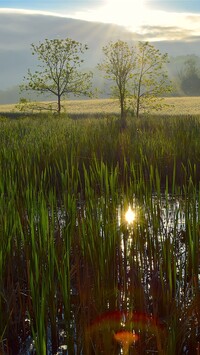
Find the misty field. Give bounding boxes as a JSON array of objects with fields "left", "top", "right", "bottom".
[
  {"left": 1, "top": 109, "right": 200, "bottom": 354},
  {"left": 2, "top": 96, "right": 200, "bottom": 116}
]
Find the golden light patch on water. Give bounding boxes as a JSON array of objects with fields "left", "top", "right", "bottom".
[{"left": 125, "top": 206, "right": 136, "bottom": 225}]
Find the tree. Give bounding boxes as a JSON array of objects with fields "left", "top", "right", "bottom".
[
  {"left": 132, "top": 42, "right": 172, "bottom": 118},
  {"left": 97, "top": 40, "right": 136, "bottom": 128},
  {"left": 21, "top": 38, "right": 93, "bottom": 113},
  {"left": 179, "top": 56, "right": 200, "bottom": 95}
]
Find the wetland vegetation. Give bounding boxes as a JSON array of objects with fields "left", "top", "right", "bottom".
[{"left": 1, "top": 108, "right": 200, "bottom": 354}]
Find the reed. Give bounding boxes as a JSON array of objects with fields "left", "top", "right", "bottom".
[{"left": 1, "top": 113, "right": 200, "bottom": 353}]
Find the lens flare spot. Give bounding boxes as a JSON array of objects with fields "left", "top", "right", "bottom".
[{"left": 114, "top": 330, "right": 139, "bottom": 354}]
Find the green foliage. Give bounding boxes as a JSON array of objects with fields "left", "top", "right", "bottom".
[
  {"left": 98, "top": 40, "right": 172, "bottom": 120},
  {"left": 97, "top": 40, "right": 135, "bottom": 127},
  {"left": 21, "top": 38, "right": 93, "bottom": 113},
  {"left": 131, "top": 41, "right": 172, "bottom": 117}
]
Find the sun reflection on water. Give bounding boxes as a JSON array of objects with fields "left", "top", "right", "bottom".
[{"left": 125, "top": 206, "right": 136, "bottom": 225}]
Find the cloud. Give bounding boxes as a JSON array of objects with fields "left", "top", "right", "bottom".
[
  {"left": 64, "top": 5, "right": 200, "bottom": 41},
  {"left": 0, "top": 12, "right": 81, "bottom": 51},
  {"left": 0, "top": 11, "right": 137, "bottom": 88},
  {"left": 1, "top": 9, "right": 200, "bottom": 91},
  {"left": 137, "top": 10, "right": 200, "bottom": 40},
  {"left": 0, "top": 8, "right": 67, "bottom": 17},
  {"left": 139, "top": 25, "right": 199, "bottom": 41},
  {"left": 1, "top": 7, "right": 200, "bottom": 44}
]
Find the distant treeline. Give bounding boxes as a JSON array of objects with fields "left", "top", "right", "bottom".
[{"left": 168, "top": 54, "right": 200, "bottom": 96}]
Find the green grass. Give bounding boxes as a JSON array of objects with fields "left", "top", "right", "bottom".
[{"left": 0, "top": 113, "right": 200, "bottom": 353}]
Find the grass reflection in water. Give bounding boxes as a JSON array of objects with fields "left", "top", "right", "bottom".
[{"left": 0, "top": 115, "right": 200, "bottom": 354}]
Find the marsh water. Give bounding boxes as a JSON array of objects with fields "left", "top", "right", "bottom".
[{"left": 12, "top": 192, "right": 200, "bottom": 355}]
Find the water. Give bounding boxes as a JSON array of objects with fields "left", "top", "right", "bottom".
[{"left": 6, "top": 193, "right": 200, "bottom": 354}]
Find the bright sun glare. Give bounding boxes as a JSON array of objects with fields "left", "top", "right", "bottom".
[
  {"left": 125, "top": 206, "right": 136, "bottom": 224},
  {"left": 103, "top": 0, "right": 145, "bottom": 29}
]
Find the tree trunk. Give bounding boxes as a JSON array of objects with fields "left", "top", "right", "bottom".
[
  {"left": 136, "top": 96, "right": 140, "bottom": 118},
  {"left": 120, "top": 96, "right": 127, "bottom": 129},
  {"left": 57, "top": 94, "right": 61, "bottom": 113}
]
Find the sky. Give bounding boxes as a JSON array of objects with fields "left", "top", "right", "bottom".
[
  {"left": 0, "top": 0, "right": 200, "bottom": 41},
  {"left": 0, "top": 0, "right": 200, "bottom": 92},
  {"left": 1, "top": 0, "right": 200, "bottom": 12}
]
